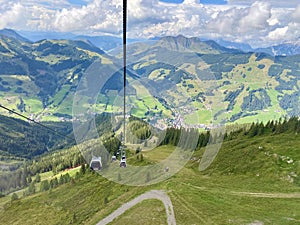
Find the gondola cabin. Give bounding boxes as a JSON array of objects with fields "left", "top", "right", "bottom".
[
  {"left": 119, "top": 155, "right": 126, "bottom": 168},
  {"left": 90, "top": 157, "right": 102, "bottom": 170}
]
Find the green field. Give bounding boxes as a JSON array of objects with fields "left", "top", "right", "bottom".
[{"left": 107, "top": 199, "right": 167, "bottom": 225}]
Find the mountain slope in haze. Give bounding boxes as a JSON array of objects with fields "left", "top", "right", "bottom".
[
  {"left": 256, "top": 43, "right": 300, "bottom": 56},
  {"left": 155, "top": 35, "right": 241, "bottom": 54},
  {"left": 15, "top": 29, "right": 300, "bottom": 56},
  {"left": 0, "top": 29, "right": 31, "bottom": 43},
  {"left": 216, "top": 38, "right": 300, "bottom": 56},
  {"left": 17, "top": 29, "right": 133, "bottom": 52},
  {"left": 215, "top": 39, "right": 254, "bottom": 53},
  {"left": 0, "top": 31, "right": 114, "bottom": 121}
]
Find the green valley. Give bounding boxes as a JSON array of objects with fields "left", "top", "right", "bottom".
[
  {"left": 0, "top": 118, "right": 300, "bottom": 224},
  {"left": 1, "top": 29, "right": 300, "bottom": 225},
  {"left": 0, "top": 32, "right": 300, "bottom": 128}
]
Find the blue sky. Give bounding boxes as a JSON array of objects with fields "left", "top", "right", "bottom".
[
  {"left": 68, "top": 0, "right": 228, "bottom": 5},
  {"left": 68, "top": 0, "right": 88, "bottom": 5},
  {"left": 0, "top": 0, "right": 299, "bottom": 47},
  {"left": 160, "top": 0, "right": 184, "bottom": 3},
  {"left": 200, "top": 0, "right": 227, "bottom": 4}
]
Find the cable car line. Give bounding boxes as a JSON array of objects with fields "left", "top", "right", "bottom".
[
  {"left": 0, "top": 104, "right": 74, "bottom": 141},
  {"left": 120, "top": 0, "right": 127, "bottom": 168},
  {"left": 123, "top": 0, "right": 127, "bottom": 145}
]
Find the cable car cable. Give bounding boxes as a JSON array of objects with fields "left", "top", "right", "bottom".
[
  {"left": 122, "top": 0, "right": 127, "bottom": 154},
  {"left": 0, "top": 104, "right": 74, "bottom": 141},
  {"left": 118, "top": 0, "right": 127, "bottom": 167}
]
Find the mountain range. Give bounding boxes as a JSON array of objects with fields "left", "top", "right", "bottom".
[
  {"left": 215, "top": 39, "right": 300, "bottom": 56},
  {"left": 3, "top": 28, "right": 298, "bottom": 56},
  {"left": 0, "top": 29, "right": 300, "bottom": 127}
]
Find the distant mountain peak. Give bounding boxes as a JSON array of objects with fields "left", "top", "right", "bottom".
[
  {"left": 0, "top": 28, "right": 31, "bottom": 43},
  {"left": 157, "top": 35, "right": 215, "bottom": 53},
  {"left": 159, "top": 35, "right": 202, "bottom": 47},
  {"left": 156, "top": 35, "right": 240, "bottom": 54}
]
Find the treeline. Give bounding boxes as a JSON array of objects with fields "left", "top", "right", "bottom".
[
  {"left": 11, "top": 164, "right": 90, "bottom": 202},
  {"left": 161, "top": 117, "right": 300, "bottom": 150},
  {"left": 26, "top": 147, "right": 85, "bottom": 174},
  {"left": 102, "top": 134, "right": 121, "bottom": 156},
  {"left": 0, "top": 146, "right": 85, "bottom": 194},
  {"left": 226, "top": 116, "right": 300, "bottom": 140},
  {"left": 160, "top": 127, "right": 210, "bottom": 149},
  {"left": 127, "top": 117, "right": 152, "bottom": 144}
]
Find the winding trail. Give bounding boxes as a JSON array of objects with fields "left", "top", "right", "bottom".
[
  {"left": 181, "top": 182, "right": 300, "bottom": 199},
  {"left": 230, "top": 191, "right": 300, "bottom": 198},
  {"left": 96, "top": 190, "right": 176, "bottom": 225}
]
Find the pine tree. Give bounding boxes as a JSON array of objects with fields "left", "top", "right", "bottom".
[
  {"left": 80, "top": 164, "right": 86, "bottom": 175},
  {"left": 64, "top": 173, "right": 71, "bottom": 183},
  {"left": 59, "top": 175, "right": 64, "bottom": 185},
  {"left": 11, "top": 193, "right": 18, "bottom": 201},
  {"left": 28, "top": 182, "right": 36, "bottom": 194},
  {"left": 40, "top": 180, "right": 50, "bottom": 192},
  {"left": 248, "top": 123, "right": 258, "bottom": 137},
  {"left": 35, "top": 173, "right": 41, "bottom": 183}
]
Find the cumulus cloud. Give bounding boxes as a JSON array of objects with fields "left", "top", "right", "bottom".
[
  {"left": 0, "top": 0, "right": 299, "bottom": 47},
  {"left": 52, "top": 0, "right": 123, "bottom": 33},
  {"left": 292, "top": 5, "right": 300, "bottom": 22},
  {"left": 262, "top": 5, "right": 300, "bottom": 45},
  {"left": 283, "top": 22, "right": 300, "bottom": 42},
  {"left": 267, "top": 26, "right": 288, "bottom": 40},
  {"left": 182, "top": 0, "right": 200, "bottom": 5},
  {"left": 0, "top": 2, "right": 27, "bottom": 29},
  {"left": 238, "top": 2, "right": 271, "bottom": 32},
  {"left": 128, "top": 0, "right": 208, "bottom": 38},
  {"left": 207, "top": 7, "right": 242, "bottom": 35},
  {"left": 228, "top": 0, "right": 300, "bottom": 8}
]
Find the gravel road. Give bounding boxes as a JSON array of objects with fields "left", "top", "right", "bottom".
[{"left": 96, "top": 190, "right": 176, "bottom": 225}]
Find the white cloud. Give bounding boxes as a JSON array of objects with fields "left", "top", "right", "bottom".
[
  {"left": 207, "top": 7, "right": 240, "bottom": 34},
  {"left": 284, "top": 22, "right": 300, "bottom": 42},
  {"left": 238, "top": 2, "right": 271, "bottom": 32},
  {"left": 292, "top": 5, "right": 300, "bottom": 22},
  {"left": 267, "top": 26, "right": 288, "bottom": 40},
  {"left": 228, "top": 0, "right": 300, "bottom": 8},
  {"left": 52, "top": 0, "right": 122, "bottom": 33},
  {"left": 182, "top": 0, "right": 200, "bottom": 5},
  {"left": 0, "top": 2, "right": 27, "bottom": 29}
]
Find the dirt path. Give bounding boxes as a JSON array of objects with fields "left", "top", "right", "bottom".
[
  {"left": 230, "top": 191, "right": 300, "bottom": 198},
  {"left": 181, "top": 182, "right": 300, "bottom": 199},
  {"left": 96, "top": 190, "right": 176, "bottom": 225}
]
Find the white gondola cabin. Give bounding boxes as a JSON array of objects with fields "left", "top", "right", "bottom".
[
  {"left": 90, "top": 157, "right": 102, "bottom": 170},
  {"left": 120, "top": 155, "right": 126, "bottom": 168},
  {"left": 111, "top": 155, "right": 117, "bottom": 162}
]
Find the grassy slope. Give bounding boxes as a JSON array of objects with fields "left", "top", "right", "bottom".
[
  {"left": 106, "top": 199, "right": 167, "bottom": 225},
  {"left": 0, "top": 131, "right": 300, "bottom": 224}
]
